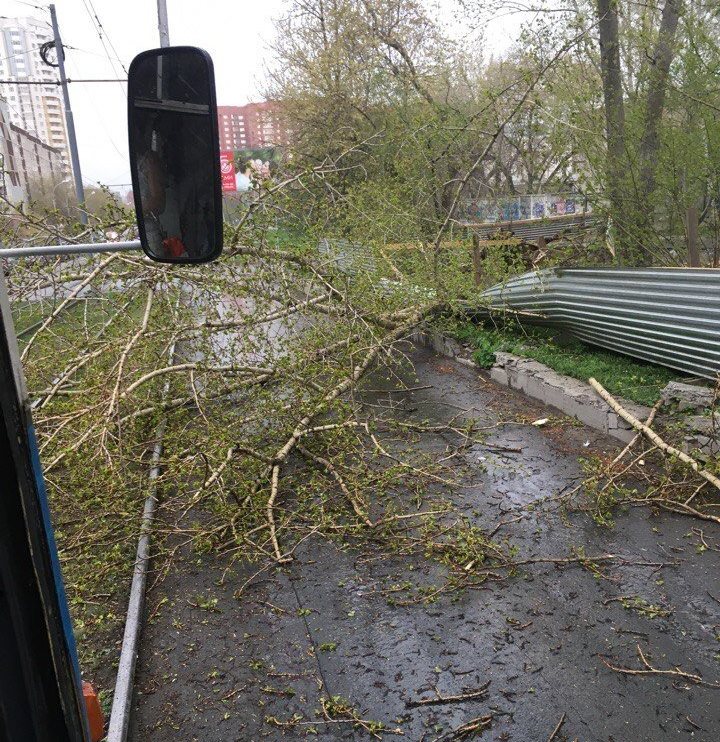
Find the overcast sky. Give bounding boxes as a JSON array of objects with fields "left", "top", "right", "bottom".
[{"left": 5, "top": 0, "right": 518, "bottom": 193}]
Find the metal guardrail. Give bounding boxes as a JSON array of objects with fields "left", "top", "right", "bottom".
[{"left": 480, "top": 267, "right": 720, "bottom": 380}]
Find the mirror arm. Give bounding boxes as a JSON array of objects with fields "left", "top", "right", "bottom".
[{"left": 134, "top": 99, "right": 209, "bottom": 115}]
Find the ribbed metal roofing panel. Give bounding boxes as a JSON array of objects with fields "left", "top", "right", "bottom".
[
  {"left": 480, "top": 268, "right": 720, "bottom": 380},
  {"left": 465, "top": 214, "right": 602, "bottom": 241}
]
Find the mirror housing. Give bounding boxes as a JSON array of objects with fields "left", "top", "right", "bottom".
[{"left": 128, "top": 46, "right": 223, "bottom": 263}]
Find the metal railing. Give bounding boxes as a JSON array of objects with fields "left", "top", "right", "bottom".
[
  {"left": 0, "top": 241, "right": 142, "bottom": 259},
  {"left": 480, "top": 267, "right": 720, "bottom": 380}
]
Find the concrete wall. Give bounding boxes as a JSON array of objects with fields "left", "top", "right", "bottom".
[
  {"left": 415, "top": 330, "right": 651, "bottom": 443},
  {"left": 490, "top": 352, "right": 650, "bottom": 442}
]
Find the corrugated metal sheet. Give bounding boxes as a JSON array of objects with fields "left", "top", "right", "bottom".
[
  {"left": 480, "top": 267, "right": 720, "bottom": 380},
  {"left": 318, "top": 238, "right": 435, "bottom": 301},
  {"left": 318, "top": 238, "right": 377, "bottom": 275},
  {"left": 464, "top": 214, "right": 602, "bottom": 242}
]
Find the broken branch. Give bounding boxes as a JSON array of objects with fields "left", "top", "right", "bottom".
[{"left": 589, "top": 378, "right": 720, "bottom": 492}]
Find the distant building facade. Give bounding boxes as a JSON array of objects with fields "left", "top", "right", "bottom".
[
  {"left": 0, "top": 15, "right": 71, "bottom": 174},
  {"left": 1, "top": 96, "right": 64, "bottom": 203},
  {"left": 218, "top": 102, "right": 288, "bottom": 150}
]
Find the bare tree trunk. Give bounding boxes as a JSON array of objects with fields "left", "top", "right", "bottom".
[
  {"left": 638, "top": 0, "right": 682, "bottom": 199},
  {"left": 472, "top": 233, "right": 484, "bottom": 286},
  {"left": 596, "top": 0, "right": 627, "bottom": 256}
]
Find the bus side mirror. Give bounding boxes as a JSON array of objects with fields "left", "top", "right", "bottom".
[{"left": 128, "top": 46, "right": 223, "bottom": 263}]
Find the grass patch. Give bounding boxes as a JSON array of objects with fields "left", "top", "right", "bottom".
[
  {"left": 13, "top": 300, "right": 47, "bottom": 336},
  {"left": 14, "top": 297, "right": 117, "bottom": 348},
  {"left": 453, "top": 319, "right": 681, "bottom": 406}
]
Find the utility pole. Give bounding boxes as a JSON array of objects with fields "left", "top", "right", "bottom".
[
  {"left": 157, "top": 0, "right": 170, "bottom": 47},
  {"left": 49, "top": 4, "right": 87, "bottom": 225}
]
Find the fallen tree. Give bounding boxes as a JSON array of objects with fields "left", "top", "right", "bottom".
[
  {"left": 590, "top": 378, "right": 720, "bottom": 494},
  {"left": 580, "top": 378, "right": 720, "bottom": 526},
  {"left": 2, "top": 180, "right": 480, "bottom": 689}
]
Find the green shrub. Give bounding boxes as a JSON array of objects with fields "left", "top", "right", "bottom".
[{"left": 453, "top": 318, "right": 681, "bottom": 406}]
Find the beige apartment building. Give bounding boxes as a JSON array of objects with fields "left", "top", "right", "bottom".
[
  {"left": 0, "top": 15, "right": 70, "bottom": 175},
  {"left": 1, "top": 97, "right": 64, "bottom": 204}
]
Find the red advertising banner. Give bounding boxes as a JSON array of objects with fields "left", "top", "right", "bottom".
[{"left": 220, "top": 150, "right": 236, "bottom": 192}]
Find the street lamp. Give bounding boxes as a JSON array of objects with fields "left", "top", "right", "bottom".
[{"left": 52, "top": 177, "right": 72, "bottom": 213}]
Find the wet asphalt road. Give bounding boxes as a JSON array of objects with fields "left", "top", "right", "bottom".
[{"left": 129, "top": 347, "right": 720, "bottom": 741}]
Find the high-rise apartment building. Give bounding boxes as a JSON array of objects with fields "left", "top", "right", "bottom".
[
  {"left": 218, "top": 102, "right": 288, "bottom": 151},
  {"left": 0, "top": 15, "right": 70, "bottom": 174}
]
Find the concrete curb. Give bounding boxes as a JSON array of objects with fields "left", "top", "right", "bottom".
[
  {"left": 107, "top": 299, "right": 179, "bottom": 742},
  {"left": 414, "top": 329, "right": 651, "bottom": 443}
]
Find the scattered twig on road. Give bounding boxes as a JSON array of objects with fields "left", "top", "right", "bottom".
[
  {"left": 488, "top": 514, "right": 524, "bottom": 538},
  {"left": 406, "top": 681, "right": 490, "bottom": 707},
  {"left": 547, "top": 712, "right": 566, "bottom": 741},
  {"left": 433, "top": 713, "right": 493, "bottom": 740},
  {"left": 602, "top": 644, "right": 720, "bottom": 688}
]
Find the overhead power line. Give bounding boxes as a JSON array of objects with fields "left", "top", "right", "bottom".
[
  {"left": 67, "top": 77, "right": 127, "bottom": 83},
  {"left": 0, "top": 78, "right": 127, "bottom": 84},
  {"left": 80, "top": 0, "right": 128, "bottom": 82},
  {"left": 64, "top": 43, "right": 124, "bottom": 65},
  {"left": 13, "top": 1, "right": 48, "bottom": 12},
  {"left": 86, "top": 0, "right": 127, "bottom": 72},
  {"left": 0, "top": 44, "right": 42, "bottom": 64}
]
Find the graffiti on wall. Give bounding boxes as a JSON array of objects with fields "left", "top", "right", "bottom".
[{"left": 460, "top": 194, "right": 590, "bottom": 224}]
